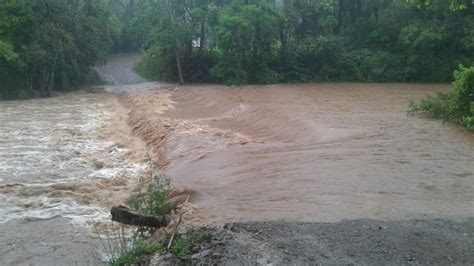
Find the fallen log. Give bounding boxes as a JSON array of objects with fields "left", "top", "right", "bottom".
[{"left": 110, "top": 205, "right": 169, "bottom": 228}]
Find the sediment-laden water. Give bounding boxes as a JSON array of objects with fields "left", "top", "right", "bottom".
[
  {"left": 2, "top": 54, "right": 473, "bottom": 264},
  {"left": 0, "top": 54, "right": 151, "bottom": 265},
  {"left": 128, "top": 84, "right": 474, "bottom": 224},
  {"left": 0, "top": 92, "right": 144, "bottom": 225}
]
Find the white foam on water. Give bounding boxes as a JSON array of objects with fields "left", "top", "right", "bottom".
[
  {"left": 0, "top": 197, "right": 109, "bottom": 226},
  {"left": 0, "top": 91, "right": 145, "bottom": 227}
]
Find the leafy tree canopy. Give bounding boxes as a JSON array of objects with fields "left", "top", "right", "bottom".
[
  {"left": 0, "top": 0, "right": 116, "bottom": 99},
  {"left": 133, "top": 0, "right": 474, "bottom": 84}
]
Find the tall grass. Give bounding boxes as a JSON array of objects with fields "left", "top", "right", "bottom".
[{"left": 95, "top": 156, "right": 172, "bottom": 265}]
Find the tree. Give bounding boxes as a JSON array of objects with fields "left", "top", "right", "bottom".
[
  {"left": 132, "top": 0, "right": 212, "bottom": 83},
  {"left": 210, "top": 1, "right": 282, "bottom": 84},
  {"left": 133, "top": 0, "right": 474, "bottom": 85},
  {"left": 0, "top": 0, "right": 115, "bottom": 99},
  {"left": 407, "top": 0, "right": 473, "bottom": 11}
]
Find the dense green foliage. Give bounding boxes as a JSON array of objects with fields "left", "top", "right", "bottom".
[
  {"left": 109, "top": 229, "right": 215, "bottom": 265},
  {"left": 409, "top": 66, "right": 474, "bottom": 129},
  {"left": 0, "top": 0, "right": 117, "bottom": 99},
  {"left": 409, "top": 0, "right": 472, "bottom": 11},
  {"left": 110, "top": 242, "right": 162, "bottom": 266},
  {"left": 104, "top": 169, "right": 173, "bottom": 265},
  {"left": 133, "top": 0, "right": 473, "bottom": 85},
  {"left": 167, "top": 229, "right": 215, "bottom": 262},
  {"left": 107, "top": 0, "right": 145, "bottom": 52},
  {"left": 127, "top": 172, "right": 171, "bottom": 217},
  {"left": 2, "top": 0, "right": 473, "bottom": 99}
]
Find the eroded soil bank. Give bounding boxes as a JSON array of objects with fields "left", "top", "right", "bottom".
[{"left": 127, "top": 83, "right": 474, "bottom": 223}]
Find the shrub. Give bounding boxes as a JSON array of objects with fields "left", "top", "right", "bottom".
[
  {"left": 210, "top": 59, "right": 249, "bottom": 85},
  {"left": 167, "top": 229, "right": 215, "bottom": 262},
  {"left": 127, "top": 172, "right": 171, "bottom": 217},
  {"left": 291, "top": 36, "right": 344, "bottom": 81},
  {"left": 409, "top": 65, "right": 474, "bottom": 129},
  {"left": 135, "top": 45, "right": 219, "bottom": 83},
  {"left": 338, "top": 49, "right": 406, "bottom": 82},
  {"left": 97, "top": 157, "right": 173, "bottom": 265},
  {"left": 110, "top": 242, "right": 162, "bottom": 266},
  {"left": 134, "top": 45, "right": 176, "bottom": 81}
]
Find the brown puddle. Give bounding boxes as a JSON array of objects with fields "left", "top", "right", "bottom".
[{"left": 126, "top": 83, "right": 474, "bottom": 224}]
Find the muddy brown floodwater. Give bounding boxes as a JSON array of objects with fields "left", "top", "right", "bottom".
[
  {"left": 1, "top": 52, "right": 473, "bottom": 264},
  {"left": 0, "top": 54, "right": 150, "bottom": 265},
  {"left": 129, "top": 83, "right": 474, "bottom": 224}
]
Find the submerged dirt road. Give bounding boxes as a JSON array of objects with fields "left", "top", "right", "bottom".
[{"left": 129, "top": 84, "right": 474, "bottom": 224}]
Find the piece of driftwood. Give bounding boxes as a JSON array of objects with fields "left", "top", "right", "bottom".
[{"left": 110, "top": 205, "right": 168, "bottom": 228}]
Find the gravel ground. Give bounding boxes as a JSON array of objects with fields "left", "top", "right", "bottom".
[{"left": 177, "top": 218, "right": 474, "bottom": 265}]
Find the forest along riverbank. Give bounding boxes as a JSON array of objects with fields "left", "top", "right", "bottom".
[
  {"left": 127, "top": 83, "right": 474, "bottom": 224},
  {"left": 0, "top": 54, "right": 154, "bottom": 265}
]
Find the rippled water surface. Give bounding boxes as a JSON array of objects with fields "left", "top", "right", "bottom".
[
  {"left": 0, "top": 54, "right": 149, "bottom": 265},
  {"left": 0, "top": 92, "right": 145, "bottom": 225},
  {"left": 2, "top": 53, "right": 474, "bottom": 264},
  {"left": 127, "top": 84, "right": 474, "bottom": 223}
]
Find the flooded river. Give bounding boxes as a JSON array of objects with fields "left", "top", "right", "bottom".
[
  {"left": 0, "top": 55, "right": 150, "bottom": 265},
  {"left": 129, "top": 84, "right": 474, "bottom": 223},
  {"left": 1, "top": 53, "right": 473, "bottom": 264}
]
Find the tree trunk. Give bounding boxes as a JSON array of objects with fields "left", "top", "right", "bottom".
[
  {"left": 175, "top": 47, "right": 184, "bottom": 84},
  {"left": 336, "top": 0, "right": 344, "bottom": 35},
  {"left": 199, "top": 1, "right": 208, "bottom": 54},
  {"left": 169, "top": 0, "right": 185, "bottom": 84}
]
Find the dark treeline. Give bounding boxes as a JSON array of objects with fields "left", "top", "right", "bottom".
[
  {"left": 1, "top": 0, "right": 473, "bottom": 99},
  {"left": 107, "top": 0, "right": 144, "bottom": 53},
  {"left": 133, "top": 0, "right": 473, "bottom": 85},
  {"left": 0, "top": 0, "right": 120, "bottom": 99}
]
